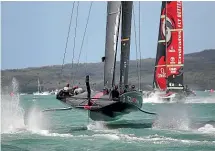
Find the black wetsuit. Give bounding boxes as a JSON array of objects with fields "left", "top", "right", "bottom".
[{"left": 111, "top": 89, "right": 119, "bottom": 100}]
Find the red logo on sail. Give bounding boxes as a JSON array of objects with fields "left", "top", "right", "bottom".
[{"left": 155, "top": 56, "right": 167, "bottom": 90}]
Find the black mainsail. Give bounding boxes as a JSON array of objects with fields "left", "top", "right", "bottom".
[{"left": 120, "top": 1, "right": 133, "bottom": 92}]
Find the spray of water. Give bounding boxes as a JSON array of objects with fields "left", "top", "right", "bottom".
[
  {"left": 26, "top": 106, "right": 49, "bottom": 133},
  {"left": 142, "top": 91, "right": 165, "bottom": 104},
  {"left": 1, "top": 78, "right": 25, "bottom": 133},
  {"left": 198, "top": 124, "right": 215, "bottom": 133},
  {"left": 1, "top": 77, "right": 49, "bottom": 134},
  {"left": 87, "top": 121, "right": 107, "bottom": 130},
  {"left": 152, "top": 104, "right": 191, "bottom": 130}
]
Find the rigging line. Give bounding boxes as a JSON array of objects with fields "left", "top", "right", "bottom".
[
  {"left": 138, "top": 1, "right": 142, "bottom": 90},
  {"left": 74, "top": 2, "right": 93, "bottom": 80},
  {"left": 71, "top": 1, "right": 80, "bottom": 85},
  {"left": 84, "top": 40, "right": 88, "bottom": 76},
  {"left": 132, "top": 3, "right": 140, "bottom": 90},
  {"left": 60, "top": 1, "right": 75, "bottom": 83},
  {"left": 77, "top": 2, "right": 93, "bottom": 66},
  {"left": 84, "top": 39, "right": 88, "bottom": 75}
]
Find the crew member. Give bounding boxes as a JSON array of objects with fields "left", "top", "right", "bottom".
[
  {"left": 63, "top": 83, "right": 70, "bottom": 91},
  {"left": 131, "top": 85, "right": 136, "bottom": 91},
  {"left": 72, "top": 86, "right": 78, "bottom": 91},
  {"left": 124, "top": 85, "right": 129, "bottom": 93},
  {"left": 111, "top": 85, "right": 119, "bottom": 100},
  {"left": 63, "top": 83, "right": 71, "bottom": 96},
  {"left": 184, "top": 85, "right": 196, "bottom": 96},
  {"left": 103, "top": 87, "right": 109, "bottom": 95},
  {"left": 74, "top": 87, "right": 85, "bottom": 95}
]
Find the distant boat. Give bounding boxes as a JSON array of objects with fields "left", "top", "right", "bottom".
[{"left": 33, "top": 78, "right": 50, "bottom": 96}]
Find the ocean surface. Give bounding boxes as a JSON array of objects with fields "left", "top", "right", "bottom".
[{"left": 1, "top": 82, "right": 215, "bottom": 151}]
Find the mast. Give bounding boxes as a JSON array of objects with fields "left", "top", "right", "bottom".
[
  {"left": 103, "top": 1, "right": 121, "bottom": 89},
  {"left": 153, "top": 1, "right": 167, "bottom": 91},
  {"left": 120, "top": 1, "right": 133, "bottom": 92}
]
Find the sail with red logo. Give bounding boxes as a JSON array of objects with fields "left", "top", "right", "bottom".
[
  {"left": 153, "top": 1, "right": 168, "bottom": 91},
  {"left": 165, "top": 1, "right": 184, "bottom": 90}
]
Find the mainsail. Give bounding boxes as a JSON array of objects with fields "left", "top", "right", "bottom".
[
  {"left": 120, "top": 1, "right": 133, "bottom": 92},
  {"left": 165, "top": 1, "right": 184, "bottom": 90},
  {"left": 153, "top": 1, "right": 184, "bottom": 91},
  {"left": 103, "top": 1, "right": 121, "bottom": 89}
]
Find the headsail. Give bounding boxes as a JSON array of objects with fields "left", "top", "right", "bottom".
[
  {"left": 103, "top": 1, "right": 121, "bottom": 89},
  {"left": 120, "top": 1, "right": 133, "bottom": 92},
  {"left": 165, "top": 1, "right": 184, "bottom": 90}
]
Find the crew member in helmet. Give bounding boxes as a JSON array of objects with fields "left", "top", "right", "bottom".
[{"left": 131, "top": 85, "right": 136, "bottom": 91}]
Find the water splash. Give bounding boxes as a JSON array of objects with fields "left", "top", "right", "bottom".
[
  {"left": 1, "top": 78, "right": 25, "bottom": 133},
  {"left": 25, "top": 106, "right": 49, "bottom": 133},
  {"left": 1, "top": 77, "right": 49, "bottom": 134},
  {"left": 198, "top": 124, "right": 215, "bottom": 133},
  {"left": 152, "top": 105, "right": 191, "bottom": 130},
  {"left": 143, "top": 94, "right": 164, "bottom": 104},
  {"left": 87, "top": 121, "right": 107, "bottom": 130},
  {"left": 142, "top": 91, "right": 167, "bottom": 104}
]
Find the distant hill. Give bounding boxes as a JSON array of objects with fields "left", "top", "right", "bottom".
[{"left": 1, "top": 49, "right": 215, "bottom": 93}]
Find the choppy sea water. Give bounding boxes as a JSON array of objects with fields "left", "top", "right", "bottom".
[{"left": 1, "top": 80, "right": 215, "bottom": 151}]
